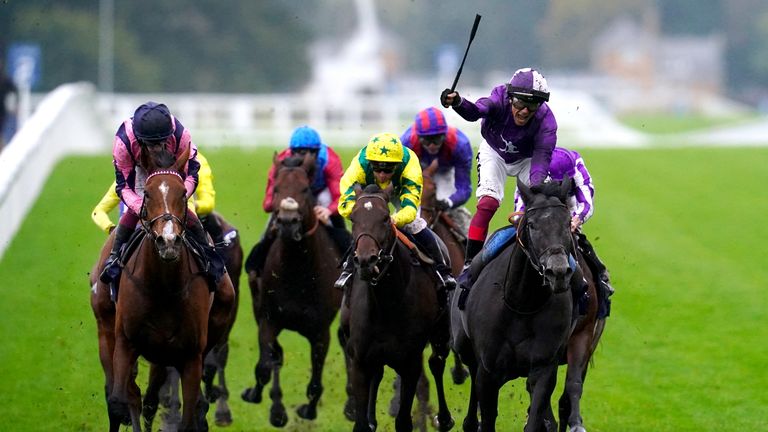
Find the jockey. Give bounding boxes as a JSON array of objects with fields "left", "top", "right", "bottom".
[
  {"left": 91, "top": 152, "right": 228, "bottom": 245},
  {"left": 512, "top": 147, "right": 614, "bottom": 295},
  {"left": 245, "top": 125, "right": 349, "bottom": 276},
  {"left": 441, "top": 67, "right": 558, "bottom": 266},
  {"left": 400, "top": 107, "right": 474, "bottom": 234},
  {"left": 99, "top": 102, "right": 218, "bottom": 285},
  {"left": 334, "top": 132, "right": 456, "bottom": 290}
]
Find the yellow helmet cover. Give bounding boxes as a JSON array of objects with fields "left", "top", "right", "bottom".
[{"left": 365, "top": 132, "right": 405, "bottom": 163}]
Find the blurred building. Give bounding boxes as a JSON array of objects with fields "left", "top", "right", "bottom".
[{"left": 587, "top": 14, "right": 734, "bottom": 115}]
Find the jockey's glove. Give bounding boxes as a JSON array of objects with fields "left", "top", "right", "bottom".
[
  {"left": 436, "top": 199, "right": 452, "bottom": 211},
  {"left": 440, "top": 89, "right": 462, "bottom": 108}
]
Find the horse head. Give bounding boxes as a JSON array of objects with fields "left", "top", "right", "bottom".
[
  {"left": 517, "top": 177, "right": 575, "bottom": 293},
  {"left": 272, "top": 154, "right": 318, "bottom": 242},
  {"left": 420, "top": 159, "right": 439, "bottom": 225},
  {"left": 141, "top": 147, "right": 189, "bottom": 261},
  {"left": 349, "top": 184, "right": 396, "bottom": 283}
]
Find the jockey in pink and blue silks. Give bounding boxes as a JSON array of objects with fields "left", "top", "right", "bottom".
[
  {"left": 99, "top": 102, "right": 216, "bottom": 285},
  {"left": 441, "top": 67, "right": 557, "bottom": 266}
]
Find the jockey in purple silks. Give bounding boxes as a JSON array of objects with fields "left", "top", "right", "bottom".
[
  {"left": 513, "top": 147, "right": 614, "bottom": 296},
  {"left": 100, "top": 102, "right": 220, "bottom": 286},
  {"left": 400, "top": 107, "right": 474, "bottom": 235},
  {"left": 441, "top": 67, "right": 557, "bottom": 267}
]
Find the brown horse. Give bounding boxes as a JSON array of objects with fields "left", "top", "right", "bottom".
[
  {"left": 339, "top": 184, "right": 454, "bottom": 432},
  {"left": 92, "top": 213, "right": 241, "bottom": 431},
  {"left": 557, "top": 250, "right": 607, "bottom": 432},
  {"left": 241, "top": 155, "right": 343, "bottom": 427},
  {"left": 91, "top": 151, "right": 236, "bottom": 431}
]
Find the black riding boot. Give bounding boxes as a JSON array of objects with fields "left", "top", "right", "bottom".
[
  {"left": 576, "top": 233, "right": 614, "bottom": 296},
  {"left": 413, "top": 229, "right": 456, "bottom": 290},
  {"left": 188, "top": 218, "right": 226, "bottom": 289},
  {"left": 100, "top": 224, "right": 135, "bottom": 283},
  {"left": 464, "top": 239, "right": 484, "bottom": 267},
  {"left": 200, "top": 214, "right": 225, "bottom": 246},
  {"left": 244, "top": 227, "right": 277, "bottom": 276}
]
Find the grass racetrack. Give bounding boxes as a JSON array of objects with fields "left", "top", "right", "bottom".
[{"left": 0, "top": 145, "right": 766, "bottom": 431}]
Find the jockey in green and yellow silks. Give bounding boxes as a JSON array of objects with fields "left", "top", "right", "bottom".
[{"left": 334, "top": 132, "right": 456, "bottom": 291}]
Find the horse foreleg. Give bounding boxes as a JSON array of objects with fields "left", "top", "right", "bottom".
[
  {"left": 394, "top": 363, "right": 420, "bottom": 432},
  {"left": 141, "top": 363, "right": 167, "bottom": 432},
  {"left": 338, "top": 325, "right": 356, "bottom": 422},
  {"left": 525, "top": 366, "right": 559, "bottom": 432},
  {"left": 179, "top": 354, "right": 206, "bottom": 432},
  {"left": 475, "top": 368, "right": 502, "bottom": 432},
  {"left": 462, "top": 370, "right": 480, "bottom": 432},
  {"left": 159, "top": 368, "right": 182, "bottom": 431},
  {"left": 207, "top": 342, "right": 233, "bottom": 427},
  {"left": 267, "top": 340, "right": 288, "bottom": 427},
  {"left": 349, "top": 361, "right": 375, "bottom": 432},
  {"left": 428, "top": 345, "right": 455, "bottom": 431},
  {"left": 559, "top": 331, "right": 592, "bottom": 432},
  {"left": 241, "top": 322, "right": 278, "bottom": 404},
  {"left": 110, "top": 332, "right": 142, "bottom": 432},
  {"left": 297, "top": 330, "right": 331, "bottom": 420}
]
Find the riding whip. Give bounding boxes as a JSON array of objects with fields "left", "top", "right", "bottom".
[{"left": 450, "top": 14, "right": 482, "bottom": 92}]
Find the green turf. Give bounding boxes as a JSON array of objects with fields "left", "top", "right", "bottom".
[{"left": 1, "top": 145, "right": 766, "bottom": 431}]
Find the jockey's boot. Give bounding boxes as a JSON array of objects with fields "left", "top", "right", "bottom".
[
  {"left": 334, "top": 254, "right": 354, "bottom": 290},
  {"left": 413, "top": 229, "right": 456, "bottom": 290},
  {"left": 100, "top": 224, "right": 135, "bottom": 284},
  {"left": 458, "top": 239, "right": 484, "bottom": 289},
  {"left": 576, "top": 233, "right": 614, "bottom": 297},
  {"left": 188, "top": 218, "right": 226, "bottom": 289},
  {"left": 200, "top": 213, "right": 226, "bottom": 246},
  {"left": 244, "top": 228, "right": 276, "bottom": 277}
]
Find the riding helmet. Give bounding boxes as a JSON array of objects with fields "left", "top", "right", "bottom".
[
  {"left": 289, "top": 126, "right": 323, "bottom": 150},
  {"left": 506, "top": 68, "right": 550, "bottom": 103},
  {"left": 365, "top": 132, "right": 404, "bottom": 163},
  {"left": 133, "top": 102, "right": 173, "bottom": 141},
  {"left": 414, "top": 107, "right": 448, "bottom": 136}
]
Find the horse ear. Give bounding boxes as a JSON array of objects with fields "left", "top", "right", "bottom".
[
  {"left": 559, "top": 177, "right": 573, "bottom": 202},
  {"left": 140, "top": 149, "right": 154, "bottom": 173},
  {"left": 353, "top": 184, "right": 364, "bottom": 198},
  {"left": 518, "top": 177, "right": 533, "bottom": 204},
  {"left": 173, "top": 146, "right": 190, "bottom": 174},
  {"left": 272, "top": 151, "right": 279, "bottom": 166},
  {"left": 302, "top": 153, "right": 316, "bottom": 179},
  {"left": 423, "top": 159, "right": 438, "bottom": 177}
]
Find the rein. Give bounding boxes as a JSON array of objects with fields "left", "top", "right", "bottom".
[
  {"left": 515, "top": 202, "right": 573, "bottom": 280},
  {"left": 353, "top": 223, "right": 397, "bottom": 286},
  {"left": 140, "top": 171, "right": 188, "bottom": 241}
]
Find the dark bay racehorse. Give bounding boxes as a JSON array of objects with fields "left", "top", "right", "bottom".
[
  {"left": 241, "top": 155, "right": 342, "bottom": 427},
  {"left": 557, "top": 250, "right": 607, "bottom": 432},
  {"left": 339, "top": 184, "right": 454, "bottom": 432},
  {"left": 451, "top": 178, "right": 577, "bottom": 432},
  {"left": 92, "top": 151, "right": 236, "bottom": 431},
  {"left": 420, "top": 159, "right": 470, "bottom": 386}
]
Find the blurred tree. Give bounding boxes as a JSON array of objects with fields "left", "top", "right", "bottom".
[{"left": 658, "top": 0, "right": 722, "bottom": 34}]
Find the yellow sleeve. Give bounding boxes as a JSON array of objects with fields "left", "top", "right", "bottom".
[
  {"left": 193, "top": 152, "right": 215, "bottom": 216},
  {"left": 92, "top": 182, "right": 120, "bottom": 234},
  {"left": 337, "top": 150, "right": 368, "bottom": 219},
  {"left": 392, "top": 148, "right": 423, "bottom": 228}
]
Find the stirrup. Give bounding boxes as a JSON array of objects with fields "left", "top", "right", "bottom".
[
  {"left": 334, "top": 271, "right": 352, "bottom": 290},
  {"left": 99, "top": 255, "right": 121, "bottom": 284},
  {"left": 437, "top": 271, "right": 457, "bottom": 290}
]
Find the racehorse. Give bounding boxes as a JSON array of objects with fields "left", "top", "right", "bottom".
[
  {"left": 556, "top": 249, "right": 607, "bottom": 432},
  {"left": 159, "top": 212, "right": 243, "bottom": 429},
  {"left": 241, "top": 154, "right": 343, "bottom": 427},
  {"left": 91, "top": 149, "right": 236, "bottom": 431},
  {"left": 339, "top": 184, "right": 454, "bottom": 432},
  {"left": 420, "top": 159, "right": 470, "bottom": 386},
  {"left": 451, "top": 178, "right": 577, "bottom": 432}
]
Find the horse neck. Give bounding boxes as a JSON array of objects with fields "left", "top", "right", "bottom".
[
  {"left": 353, "top": 242, "right": 412, "bottom": 311},
  {"left": 135, "top": 239, "right": 195, "bottom": 294}
]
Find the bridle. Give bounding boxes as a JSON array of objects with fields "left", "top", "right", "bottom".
[
  {"left": 140, "top": 170, "right": 188, "bottom": 241},
  {"left": 352, "top": 195, "right": 397, "bottom": 286},
  {"left": 515, "top": 201, "right": 576, "bottom": 280}
]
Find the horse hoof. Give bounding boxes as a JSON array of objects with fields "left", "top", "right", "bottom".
[
  {"left": 434, "top": 413, "right": 455, "bottom": 431},
  {"left": 297, "top": 403, "right": 317, "bottom": 420},
  {"left": 270, "top": 405, "right": 289, "bottom": 428},
  {"left": 215, "top": 410, "right": 233, "bottom": 427},
  {"left": 343, "top": 399, "right": 356, "bottom": 421},
  {"left": 206, "top": 385, "right": 223, "bottom": 402},
  {"left": 451, "top": 366, "right": 469, "bottom": 385},
  {"left": 570, "top": 426, "right": 587, "bottom": 432},
  {"left": 240, "top": 387, "right": 262, "bottom": 404},
  {"left": 461, "top": 418, "right": 479, "bottom": 432}
]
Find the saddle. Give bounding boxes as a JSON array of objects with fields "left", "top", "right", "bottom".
[{"left": 395, "top": 230, "right": 434, "bottom": 266}]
